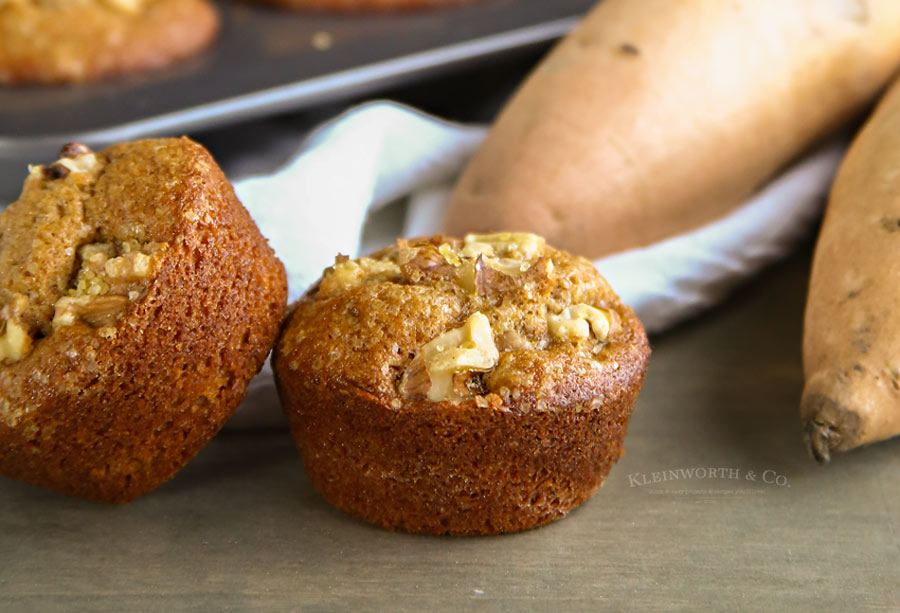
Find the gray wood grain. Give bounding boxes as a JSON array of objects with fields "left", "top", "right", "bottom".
[{"left": 2, "top": 244, "right": 899, "bottom": 612}]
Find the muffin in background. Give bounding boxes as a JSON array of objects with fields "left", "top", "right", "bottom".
[
  {"left": 274, "top": 232, "right": 650, "bottom": 535},
  {"left": 249, "top": 0, "right": 483, "bottom": 12},
  {"left": 0, "top": 0, "right": 220, "bottom": 84}
]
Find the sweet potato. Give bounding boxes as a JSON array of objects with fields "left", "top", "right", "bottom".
[
  {"left": 802, "top": 75, "right": 900, "bottom": 463},
  {"left": 443, "top": 0, "right": 900, "bottom": 259}
]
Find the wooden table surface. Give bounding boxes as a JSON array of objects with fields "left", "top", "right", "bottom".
[{"left": 3, "top": 241, "right": 899, "bottom": 611}]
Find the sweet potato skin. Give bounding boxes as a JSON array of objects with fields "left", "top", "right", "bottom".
[
  {"left": 802, "top": 75, "right": 900, "bottom": 462},
  {"left": 443, "top": 0, "right": 900, "bottom": 259}
]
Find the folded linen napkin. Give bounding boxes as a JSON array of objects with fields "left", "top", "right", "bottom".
[{"left": 224, "top": 100, "right": 844, "bottom": 428}]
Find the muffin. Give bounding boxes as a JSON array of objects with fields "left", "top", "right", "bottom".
[
  {"left": 274, "top": 233, "right": 650, "bottom": 535},
  {"left": 249, "top": 0, "right": 481, "bottom": 12},
  {"left": 0, "top": 0, "right": 219, "bottom": 84},
  {"left": 0, "top": 138, "right": 287, "bottom": 502}
]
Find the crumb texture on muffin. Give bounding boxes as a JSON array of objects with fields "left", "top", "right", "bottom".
[
  {"left": 0, "top": 146, "right": 166, "bottom": 361},
  {"left": 0, "top": 0, "right": 219, "bottom": 84},
  {"left": 0, "top": 138, "right": 287, "bottom": 503},
  {"left": 275, "top": 232, "right": 650, "bottom": 535}
]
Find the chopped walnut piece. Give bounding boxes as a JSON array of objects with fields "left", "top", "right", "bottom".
[
  {"left": 548, "top": 304, "right": 615, "bottom": 342},
  {"left": 456, "top": 258, "right": 477, "bottom": 294},
  {"left": 407, "top": 246, "right": 446, "bottom": 271},
  {"left": 398, "top": 354, "right": 430, "bottom": 400},
  {"left": 395, "top": 246, "right": 420, "bottom": 265},
  {"left": 413, "top": 312, "right": 499, "bottom": 402},
  {"left": 463, "top": 232, "right": 545, "bottom": 260},
  {"left": 438, "top": 243, "right": 461, "bottom": 266},
  {"left": 473, "top": 255, "right": 493, "bottom": 297},
  {"left": 0, "top": 295, "right": 33, "bottom": 363},
  {"left": 485, "top": 257, "right": 532, "bottom": 276},
  {"left": 27, "top": 147, "right": 101, "bottom": 185},
  {"left": 400, "top": 246, "right": 456, "bottom": 284},
  {"left": 319, "top": 257, "right": 402, "bottom": 297},
  {"left": 80, "top": 242, "right": 116, "bottom": 261},
  {"left": 52, "top": 295, "right": 129, "bottom": 329},
  {"left": 56, "top": 153, "right": 99, "bottom": 175},
  {"left": 43, "top": 164, "right": 70, "bottom": 180},
  {"left": 59, "top": 143, "right": 92, "bottom": 159},
  {"left": 105, "top": 251, "right": 152, "bottom": 280},
  {"left": 0, "top": 319, "right": 32, "bottom": 363},
  {"left": 473, "top": 255, "right": 558, "bottom": 298}
]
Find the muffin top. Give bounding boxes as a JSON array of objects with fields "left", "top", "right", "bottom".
[
  {"left": 0, "top": 139, "right": 218, "bottom": 366},
  {"left": 277, "top": 233, "right": 649, "bottom": 411}
]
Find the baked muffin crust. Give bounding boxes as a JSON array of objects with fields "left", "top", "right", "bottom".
[
  {"left": 0, "top": 138, "right": 287, "bottom": 502},
  {"left": 275, "top": 233, "right": 650, "bottom": 534}
]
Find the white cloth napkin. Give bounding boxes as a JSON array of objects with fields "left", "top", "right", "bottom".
[{"left": 226, "top": 100, "right": 844, "bottom": 428}]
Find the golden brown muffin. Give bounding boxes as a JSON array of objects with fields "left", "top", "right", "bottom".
[
  {"left": 274, "top": 233, "right": 650, "bottom": 535},
  {"left": 249, "top": 0, "right": 481, "bottom": 12},
  {"left": 0, "top": 0, "right": 219, "bottom": 84},
  {"left": 0, "top": 138, "right": 287, "bottom": 503}
]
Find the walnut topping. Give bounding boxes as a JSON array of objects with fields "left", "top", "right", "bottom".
[
  {"left": 471, "top": 255, "right": 557, "bottom": 299},
  {"left": 56, "top": 152, "right": 98, "bottom": 175},
  {"left": 434, "top": 232, "right": 549, "bottom": 292},
  {"left": 50, "top": 238, "right": 165, "bottom": 330},
  {"left": 399, "top": 246, "right": 457, "bottom": 285},
  {"left": 52, "top": 295, "right": 128, "bottom": 329},
  {"left": 402, "top": 246, "right": 448, "bottom": 272},
  {"left": 0, "top": 319, "right": 32, "bottom": 363},
  {"left": 396, "top": 246, "right": 420, "bottom": 265},
  {"left": 333, "top": 233, "right": 549, "bottom": 298},
  {"left": 28, "top": 146, "right": 99, "bottom": 182},
  {"left": 548, "top": 304, "right": 615, "bottom": 342},
  {"left": 43, "top": 164, "right": 70, "bottom": 180},
  {"left": 452, "top": 258, "right": 474, "bottom": 293},
  {"left": 0, "top": 295, "right": 33, "bottom": 363},
  {"left": 59, "top": 142, "right": 92, "bottom": 159},
  {"left": 438, "top": 243, "right": 461, "bottom": 266},
  {"left": 105, "top": 250, "right": 152, "bottom": 280},
  {"left": 69, "top": 239, "right": 165, "bottom": 298},
  {"left": 484, "top": 257, "right": 531, "bottom": 276},
  {"left": 399, "top": 354, "right": 430, "bottom": 399},
  {"left": 462, "top": 232, "right": 545, "bottom": 260},
  {"left": 473, "top": 255, "right": 491, "bottom": 296},
  {"left": 460, "top": 241, "right": 492, "bottom": 259},
  {"left": 319, "top": 256, "right": 402, "bottom": 297},
  {"left": 401, "top": 312, "right": 499, "bottom": 403}
]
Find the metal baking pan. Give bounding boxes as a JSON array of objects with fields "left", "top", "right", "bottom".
[{"left": 0, "top": 0, "right": 594, "bottom": 202}]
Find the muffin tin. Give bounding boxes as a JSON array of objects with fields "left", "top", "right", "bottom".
[{"left": 0, "top": 0, "right": 594, "bottom": 203}]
